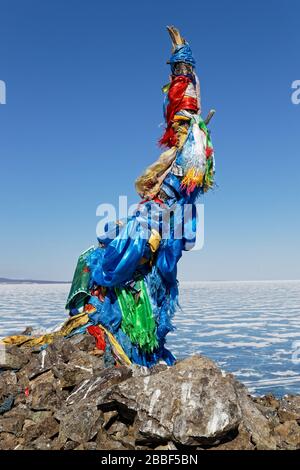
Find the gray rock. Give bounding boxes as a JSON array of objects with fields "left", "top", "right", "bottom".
[
  {"left": 110, "top": 356, "right": 277, "bottom": 448},
  {"left": 103, "top": 410, "right": 118, "bottom": 428},
  {"left": 59, "top": 404, "right": 102, "bottom": 443},
  {"left": 68, "top": 333, "right": 96, "bottom": 352},
  {"left": 64, "top": 366, "right": 132, "bottom": 408},
  {"left": 274, "top": 420, "right": 300, "bottom": 450},
  {"left": 106, "top": 420, "right": 128, "bottom": 437},
  {"left": 111, "top": 355, "right": 242, "bottom": 446},
  {"left": 26, "top": 436, "right": 54, "bottom": 450},
  {"left": 75, "top": 442, "right": 98, "bottom": 450},
  {"left": 62, "top": 440, "right": 79, "bottom": 450},
  {"left": 52, "top": 350, "right": 104, "bottom": 389},
  {"left": 0, "top": 432, "right": 22, "bottom": 450},
  {"left": 234, "top": 381, "right": 276, "bottom": 449},
  {"left": 210, "top": 424, "right": 255, "bottom": 450},
  {"left": 0, "top": 371, "right": 18, "bottom": 394},
  {"left": 27, "top": 410, "right": 53, "bottom": 424},
  {"left": 21, "top": 350, "right": 53, "bottom": 380},
  {"left": 2, "top": 404, "right": 29, "bottom": 420},
  {"left": 45, "top": 338, "right": 77, "bottom": 363},
  {"left": 0, "top": 414, "right": 25, "bottom": 435},
  {"left": 24, "top": 416, "right": 59, "bottom": 442},
  {"left": 155, "top": 441, "right": 178, "bottom": 450},
  {"left": 96, "top": 430, "right": 129, "bottom": 450},
  {"left": 0, "top": 346, "right": 30, "bottom": 371},
  {"left": 28, "top": 371, "right": 65, "bottom": 411},
  {"left": 277, "top": 395, "right": 300, "bottom": 423}
]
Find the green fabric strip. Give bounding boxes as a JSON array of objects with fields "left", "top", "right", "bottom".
[
  {"left": 199, "top": 119, "right": 215, "bottom": 191},
  {"left": 65, "top": 246, "right": 94, "bottom": 311},
  {"left": 115, "top": 280, "right": 158, "bottom": 353}
]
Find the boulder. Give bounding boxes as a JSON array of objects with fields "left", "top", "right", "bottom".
[
  {"left": 111, "top": 356, "right": 242, "bottom": 446},
  {"left": 110, "top": 356, "right": 277, "bottom": 448}
]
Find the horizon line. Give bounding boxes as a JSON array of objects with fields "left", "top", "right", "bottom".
[{"left": 1, "top": 277, "right": 300, "bottom": 285}]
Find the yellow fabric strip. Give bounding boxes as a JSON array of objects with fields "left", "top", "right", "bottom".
[
  {"left": 0, "top": 312, "right": 89, "bottom": 348},
  {"left": 1, "top": 312, "right": 131, "bottom": 367},
  {"left": 98, "top": 324, "right": 132, "bottom": 366}
]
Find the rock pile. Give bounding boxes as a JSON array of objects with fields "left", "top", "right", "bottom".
[{"left": 0, "top": 333, "right": 300, "bottom": 450}]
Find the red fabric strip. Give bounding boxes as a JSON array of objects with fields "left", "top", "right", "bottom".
[{"left": 87, "top": 325, "right": 106, "bottom": 351}]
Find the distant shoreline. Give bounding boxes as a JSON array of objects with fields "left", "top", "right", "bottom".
[
  {"left": 0, "top": 277, "right": 70, "bottom": 285},
  {"left": 1, "top": 278, "right": 299, "bottom": 285}
]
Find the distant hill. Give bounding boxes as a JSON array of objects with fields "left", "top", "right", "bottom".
[{"left": 0, "top": 277, "right": 70, "bottom": 284}]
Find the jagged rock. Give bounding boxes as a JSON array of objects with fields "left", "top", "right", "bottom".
[
  {"left": 2, "top": 404, "right": 29, "bottom": 420},
  {"left": 19, "top": 338, "right": 77, "bottom": 383},
  {"left": 44, "top": 337, "right": 77, "bottom": 364},
  {"left": 21, "top": 327, "right": 34, "bottom": 336},
  {"left": 64, "top": 366, "right": 132, "bottom": 408},
  {"left": 277, "top": 395, "right": 300, "bottom": 423},
  {"left": 52, "top": 350, "right": 104, "bottom": 389},
  {"left": 274, "top": 420, "right": 300, "bottom": 449},
  {"left": 210, "top": 424, "right": 254, "bottom": 450},
  {"left": 24, "top": 416, "right": 59, "bottom": 442},
  {"left": 96, "top": 430, "right": 129, "bottom": 450},
  {"left": 29, "top": 371, "right": 64, "bottom": 411},
  {"left": 27, "top": 436, "right": 54, "bottom": 450},
  {"left": 253, "top": 394, "right": 280, "bottom": 410},
  {"left": 154, "top": 441, "right": 177, "bottom": 450},
  {"left": 59, "top": 404, "right": 103, "bottom": 443},
  {"left": 111, "top": 356, "right": 277, "bottom": 449},
  {"left": 28, "top": 410, "right": 53, "bottom": 423},
  {"left": 131, "top": 363, "right": 168, "bottom": 378},
  {"left": 52, "top": 362, "right": 93, "bottom": 389},
  {"left": 0, "top": 371, "right": 18, "bottom": 395},
  {"left": 62, "top": 440, "right": 79, "bottom": 450},
  {"left": 0, "top": 432, "right": 22, "bottom": 450},
  {"left": 106, "top": 420, "right": 128, "bottom": 437},
  {"left": 30, "top": 383, "right": 62, "bottom": 411},
  {"left": 103, "top": 410, "right": 118, "bottom": 428},
  {"left": 22, "top": 419, "right": 36, "bottom": 434},
  {"left": 0, "top": 406, "right": 28, "bottom": 441},
  {"left": 20, "top": 350, "right": 53, "bottom": 380},
  {"left": 233, "top": 381, "right": 277, "bottom": 449},
  {"left": 68, "top": 334, "right": 96, "bottom": 352},
  {"left": 0, "top": 346, "right": 30, "bottom": 371},
  {"left": 0, "top": 414, "right": 25, "bottom": 435},
  {"left": 252, "top": 401, "right": 280, "bottom": 429},
  {"left": 111, "top": 356, "right": 243, "bottom": 446},
  {"left": 75, "top": 442, "right": 97, "bottom": 450},
  {"left": 112, "top": 434, "right": 136, "bottom": 449}
]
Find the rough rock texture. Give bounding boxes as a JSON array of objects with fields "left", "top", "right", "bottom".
[
  {"left": 110, "top": 356, "right": 242, "bottom": 446},
  {"left": 1, "top": 332, "right": 300, "bottom": 450}
]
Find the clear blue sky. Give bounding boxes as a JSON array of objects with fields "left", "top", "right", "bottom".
[{"left": 0, "top": 0, "right": 299, "bottom": 281}]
